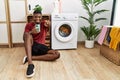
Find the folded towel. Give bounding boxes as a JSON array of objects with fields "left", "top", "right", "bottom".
[
  {"left": 109, "top": 27, "right": 120, "bottom": 51},
  {"left": 98, "top": 26, "right": 107, "bottom": 45}
]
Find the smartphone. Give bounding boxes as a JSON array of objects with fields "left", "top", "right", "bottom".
[{"left": 35, "top": 24, "right": 40, "bottom": 32}]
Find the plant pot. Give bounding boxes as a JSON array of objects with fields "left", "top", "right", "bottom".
[{"left": 85, "top": 40, "right": 94, "bottom": 48}]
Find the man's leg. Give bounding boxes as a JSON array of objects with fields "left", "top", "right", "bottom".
[
  {"left": 23, "top": 33, "right": 35, "bottom": 77},
  {"left": 24, "top": 33, "right": 33, "bottom": 64},
  {"left": 32, "top": 50, "right": 60, "bottom": 61}
]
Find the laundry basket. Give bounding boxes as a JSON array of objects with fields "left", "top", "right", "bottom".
[{"left": 100, "top": 44, "right": 120, "bottom": 65}]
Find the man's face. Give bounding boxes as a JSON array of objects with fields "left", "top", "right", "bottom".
[{"left": 33, "top": 13, "right": 42, "bottom": 23}]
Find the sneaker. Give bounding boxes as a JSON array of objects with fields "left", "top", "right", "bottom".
[
  {"left": 26, "top": 64, "right": 35, "bottom": 78},
  {"left": 23, "top": 56, "right": 28, "bottom": 64}
]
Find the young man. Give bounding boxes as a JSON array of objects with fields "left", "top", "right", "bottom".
[{"left": 23, "top": 10, "right": 60, "bottom": 77}]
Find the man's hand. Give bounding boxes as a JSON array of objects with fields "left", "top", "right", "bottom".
[
  {"left": 44, "top": 20, "right": 50, "bottom": 27},
  {"left": 30, "top": 28, "right": 38, "bottom": 34}
]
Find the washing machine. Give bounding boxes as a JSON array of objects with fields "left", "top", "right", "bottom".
[{"left": 51, "top": 13, "right": 78, "bottom": 49}]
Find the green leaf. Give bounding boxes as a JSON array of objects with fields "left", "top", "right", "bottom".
[
  {"left": 93, "top": 9, "right": 109, "bottom": 15},
  {"left": 86, "top": 0, "right": 93, "bottom": 4},
  {"left": 95, "top": 0, "right": 107, "bottom": 6},
  {"left": 95, "top": 18, "right": 107, "bottom": 22},
  {"left": 94, "top": 0, "right": 101, "bottom": 4},
  {"left": 81, "top": 0, "right": 91, "bottom": 14},
  {"left": 80, "top": 16, "right": 90, "bottom": 23}
]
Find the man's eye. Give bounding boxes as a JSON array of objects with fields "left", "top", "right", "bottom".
[{"left": 35, "top": 16, "right": 37, "bottom": 18}]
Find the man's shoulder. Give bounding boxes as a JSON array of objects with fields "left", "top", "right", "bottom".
[
  {"left": 27, "top": 22, "right": 34, "bottom": 25},
  {"left": 26, "top": 22, "right": 35, "bottom": 27}
]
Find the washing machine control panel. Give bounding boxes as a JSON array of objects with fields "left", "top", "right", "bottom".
[{"left": 52, "top": 13, "right": 78, "bottom": 21}]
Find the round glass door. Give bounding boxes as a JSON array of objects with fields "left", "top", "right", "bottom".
[
  {"left": 59, "top": 24, "right": 72, "bottom": 37},
  {"left": 55, "top": 22, "right": 74, "bottom": 42}
]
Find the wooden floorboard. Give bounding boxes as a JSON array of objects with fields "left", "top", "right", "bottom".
[{"left": 0, "top": 43, "right": 120, "bottom": 80}]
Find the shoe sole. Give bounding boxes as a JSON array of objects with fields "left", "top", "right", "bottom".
[
  {"left": 23, "top": 56, "right": 27, "bottom": 64},
  {"left": 26, "top": 69, "right": 35, "bottom": 78}
]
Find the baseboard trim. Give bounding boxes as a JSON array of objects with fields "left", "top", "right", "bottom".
[
  {"left": 0, "top": 43, "right": 24, "bottom": 48},
  {"left": 77, "top": 41, "right": 84, "bottom": 44},
  {"left": 78, "top": 41, "right": 99, "bottom": 44},
  {"left": 13, "top": 43, "right": 24, "bottom": 47},
  {"left": 0, "top": 44, "right": 9, "bottom": 48}
]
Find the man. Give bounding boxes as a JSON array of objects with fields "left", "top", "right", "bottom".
[{"left": 23, "top": 10, "right": 60, "bottom": 77}]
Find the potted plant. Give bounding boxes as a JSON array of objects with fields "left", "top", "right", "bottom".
[{"left": 80, "top": 0, "right": 108, "bottom": 48}]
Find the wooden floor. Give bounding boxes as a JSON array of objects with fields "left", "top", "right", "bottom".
[{"left": 0, "top": 43, "right": 120, "bottom": 80}]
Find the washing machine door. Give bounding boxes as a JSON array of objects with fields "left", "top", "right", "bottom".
[{"left": 54, "top": 21, "right": 75, "bottom": 42}]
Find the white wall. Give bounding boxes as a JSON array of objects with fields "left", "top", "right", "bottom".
[{"left": 27, "top": 0, "right": 113, "bottom": 41}]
